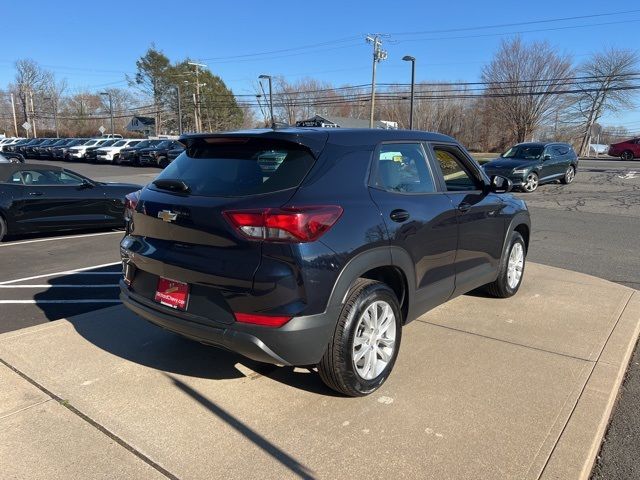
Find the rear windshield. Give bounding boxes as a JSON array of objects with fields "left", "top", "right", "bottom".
[{"left": 152, "top": 138, "right": 316, "bottom": 197}]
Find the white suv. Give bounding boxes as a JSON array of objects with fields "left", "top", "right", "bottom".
[
  {"left": 67, "top": 138, "right": 111, "bottom": 161},
  {"left": 95, "top": 139, "right": 142, "bottom": 163}
]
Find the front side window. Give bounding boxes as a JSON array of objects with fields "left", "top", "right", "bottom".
[
  {"left": 373, "top": 143, "right": 435, "bottom": 194},
  {"left": 432, "top": 146, "right": 482, "bottom": 192}
]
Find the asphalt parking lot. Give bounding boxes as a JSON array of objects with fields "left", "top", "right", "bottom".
[{"left": 1, "top": 156, "right": 638, "bottom": 479}]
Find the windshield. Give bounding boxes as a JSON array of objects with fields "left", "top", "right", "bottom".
[
  {"left": 112, "top": 140, "right": 127, "bottom": 147},
  {"left": 502, "top": 145, "right": 544, "bottom": 160},
  {"left": 83, "top": 140, "right": 99, "bottom": 146},
  {"left": 155, "top": 141, "right": 170, "bottom": 149},
  {"left": 153, "top": 138, "right": 316, "bottom": 197}
]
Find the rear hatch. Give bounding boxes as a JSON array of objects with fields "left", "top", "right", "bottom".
[{"left": 123, "top": 135, "right": 321, "bottom": 324}]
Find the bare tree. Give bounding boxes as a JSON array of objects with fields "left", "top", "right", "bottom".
[
  {"left": 481, "top": 37, "right": 573, "bottom": 144},
  {"left": 570, "top": 49, "right": 639, "bottom": 156},
  {"left": 13, "top": 59, "right": 53, "bottom": 135}
]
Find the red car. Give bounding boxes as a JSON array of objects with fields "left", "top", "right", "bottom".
[{"left": 608, "top": 138, "right": 640, "bottom": 160}]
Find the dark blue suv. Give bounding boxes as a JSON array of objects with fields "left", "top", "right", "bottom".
[{"left": 119, "top": 128, "right": 530, "bottom": 396}]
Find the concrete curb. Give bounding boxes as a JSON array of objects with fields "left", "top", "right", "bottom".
[{"left": 540, "top": 290, "right": 640, "bottom": 480}]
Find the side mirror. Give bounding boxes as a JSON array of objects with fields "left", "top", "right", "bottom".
[
  {"left": 543, "top": 154, "right": 551, "bottom": 161},
  {"left": 490, "top": 175, "right": 512, "bottom": 194},
  {"left": 80, "top": 179, "right": 94, "bottom": 189}
]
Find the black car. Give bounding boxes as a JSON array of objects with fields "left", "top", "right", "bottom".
[
  {"left": 52, "top": 138, "right": 88, "bottom": 160},
  {"left": 0, "top": 153, "right": 24, "bottom": 163},
  {"left": 166, "top": 147, "right": 184, "bottom": 164},
  {"left": 118, "top": 139, "right": 163, "bottom": 166},
  {"left": 14, "top": 138, "right": 47, "bottom": 157},
  {"left": 2, "top": 138, "right": 31, "bottom": 153},
  {"left": 0, "top": 163, "right": 141, "bottom": 241},
  {"left": 38, "top": 138, "right": 71, "bottom": 159},
  {"left": 138, "top": 140, "right": 184, "bottom": 167},
  {"left": 85, "top": 139, "right": 119, "bottom": 163},
  {"left": 28, "top": 138, "right": 58, "bottom": 158},
  {"left": 482, "top": 142, "right": 578, "bottom": 192},
  {"left": 119, "top": 128, "right": 530, "bottom": 396}
]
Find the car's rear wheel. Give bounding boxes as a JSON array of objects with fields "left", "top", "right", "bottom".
[
  {"left": 318, "top": 279, "right": 402, "bottom": 397},
  {"left": 0, "top": 215, "right": 7, "bottom": 242},
  {"left": 561, "top": 165, "right": 576, "bottom": 184},
  {"left": 484, "top": 231, "right": 526, "bottom": 298},
  {"left": 522, "top": 172, "right": 539, "bottom": 192},
  {"left": 158, "top": 157, "right": 169, "bottom": 168},
  {"left": 621, "top": 150, "right": 634, "bottom": 161}
]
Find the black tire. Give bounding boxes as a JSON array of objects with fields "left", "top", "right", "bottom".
[
  {"left": 157, "top": 156, "right": 169, "bottom": 168},
  {"left": 522, "top": 172, "right": 539, "bottom": 192},
  {"left": 484, "top": 231, "right": 526, "bottom": 298},
  {"left": 318, "top": 279, "right": 402, "bottom": 397},
  {"left": 113, "top": 154, "right": 121, "bottom": 165},
  {"left": 560, "top": 165, "right": 576, "bottom": 184},
  {"left": 0, "top": 215, "right": 6, "bottom": 242},
  {"left": 621, "top": 150, "right": 634, "bottom": 161}
]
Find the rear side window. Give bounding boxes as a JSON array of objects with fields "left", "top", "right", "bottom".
[
  {"left": 153, "top": 138, "right": 316, "bottom": 197},
  {"left": 373, "top": 143, "right": 435, "bottom": 193}
]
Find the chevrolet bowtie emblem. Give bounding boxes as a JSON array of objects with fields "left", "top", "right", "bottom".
[{"left": 158, "top": 210, "right": 178, "bottom": 222}]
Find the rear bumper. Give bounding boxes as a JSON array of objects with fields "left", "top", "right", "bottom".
[{"left": 120, "top": 281, "right": 338, "bottom": 366}]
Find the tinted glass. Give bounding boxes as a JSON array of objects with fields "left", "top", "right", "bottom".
[
  {"left": 374, "top": 143, "right": 435, "bottom": 193},
  {"left": 112, "top": 141, "right": 126, "bottom": 147},
  {"left": 502, "top": 145, "right": 544, "bottom": 159},
  {"left": 433, "top": 147, "right": 481, "bottom": 191},
  {"left": 153, "top": 139, "right": 316, "bottom": 197}
]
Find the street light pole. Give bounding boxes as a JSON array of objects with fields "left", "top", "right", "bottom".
[
  {"left": 366, "top": 35, "right": 388, "bottom": 128},
  {"left": 402, "top": 56, "right": 416, "bottom": 130},
  {"left": 10, "top": 93, "right": 18, "bottom": 137},
  {"left": 258, "top": 75, "right": 274, "bottom": 129},
  {"left": 100, "top": 92, "right": 114, "bottom": 137}
]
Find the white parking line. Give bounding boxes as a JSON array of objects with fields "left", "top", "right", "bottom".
[
  {"left": 0, "top": 230, "right": 122, "bottom": 247},
  {"left": 0, "top": 262, "right": 121, "bottom": 285},
  {"left": 0, "top": 300, "right": 121, "bottom": 304},
  {"left": 0, "top": 284, "right": 120, "bottom": 288}
]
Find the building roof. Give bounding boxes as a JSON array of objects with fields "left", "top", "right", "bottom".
[{"left": 130, "top": 116, "right": 155, "bottom": 126}]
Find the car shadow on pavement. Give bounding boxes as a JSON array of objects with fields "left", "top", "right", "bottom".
[
  {"left": 49, "top": 266, "right": 341, "bottom": 396},
  {"left": 166, "top": 373, "right": 316, "bottom": 480}
]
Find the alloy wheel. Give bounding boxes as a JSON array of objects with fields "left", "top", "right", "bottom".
[
  {"left": 352, "top": 300, "right": 397, "bottom": 380},
  {"left": 523, "top": 173, "right": 538, "bottom": 192},
  {"left": 507, "top": 242, "right": 524, "bottom": 289},
  {"left": 565, "top": 166, "right": 575, "bottom": 184}
]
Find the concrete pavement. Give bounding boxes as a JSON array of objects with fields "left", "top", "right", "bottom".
[{"left": 1, "top": 263, "right": 638, "bottom": 480}]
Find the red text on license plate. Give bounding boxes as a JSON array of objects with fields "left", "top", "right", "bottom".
[{"left": 154, "top": 277, "right": 189, "bottom": 310}]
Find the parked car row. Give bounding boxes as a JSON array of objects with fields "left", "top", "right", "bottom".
[{"left": 0, "top": 136, "right": 184, "bottom": 168}]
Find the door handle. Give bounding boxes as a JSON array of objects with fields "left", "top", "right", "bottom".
[
  {"left": 28, "top": 191, "right": 44, "bottom": 196},
  {"left": 458, "top": 202, "right": 471, "bottom": 213},
  {"left": 389, "top": 209, "right": 410, "bottom": 223}
]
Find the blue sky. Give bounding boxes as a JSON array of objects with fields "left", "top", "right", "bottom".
[{"left": 2, "top": 0, "right": 639, "bottom": 130}]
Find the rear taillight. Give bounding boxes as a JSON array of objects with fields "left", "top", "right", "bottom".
[
  {"left": 234, "top": 312, "right": 292, "bottom": 327},
  {"left": 223, "top": 205, "right": 343, "bottom": 242},
  {"left": 124, "top": 190, "right": 141, "bottom": 222}
]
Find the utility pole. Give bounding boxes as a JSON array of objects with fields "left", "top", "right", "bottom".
[
  {"left": 366, "top": 34, "right": 388, "bottom": 128},
  {"left": 29, "top": 90, "right": 37, "bottom": 137},
  {"left": 10, "top": 93, "right": 18, "bottom": 137},
  {"left": 188, "top": 62, "right": 207, "bottom": 132},
  {"left": 175, "top": 85, "right": 183, "bottom": 135},
  {"left": 100, "top": 92, "right": 114, "bottom": 137},
  {"left": 45, "top": 96, "right": 59, "bottom": 137}
]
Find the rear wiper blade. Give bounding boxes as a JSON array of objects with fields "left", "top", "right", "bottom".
[{"left": 152, "top": 179, "right": 190, "bottom": 192}]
